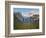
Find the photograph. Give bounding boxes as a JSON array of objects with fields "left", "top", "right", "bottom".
[
  {"left": 5, "top": 1, "right": 45, "bottom": 37},
  {"left": 13, "top": 8, "right": 39, "bottom": 29}
]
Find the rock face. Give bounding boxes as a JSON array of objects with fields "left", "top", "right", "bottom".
[{"left": 14, "top": 12, "right": 39, "bottom": 23}]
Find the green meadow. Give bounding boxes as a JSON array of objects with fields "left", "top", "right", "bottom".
[{"left": 14, "top": 22, "right": 39, "bottom": 30}]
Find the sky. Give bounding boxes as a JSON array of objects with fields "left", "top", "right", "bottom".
[
  {"left": 13, "top": 8, "right": 39, "bottom": 13},
  {"left": 13, "top": 8, "right": 39, "bottom": 17}
]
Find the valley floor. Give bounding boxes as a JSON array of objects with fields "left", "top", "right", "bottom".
[{"left": 14, "top": 22, "right": 39, "bottom": 30}]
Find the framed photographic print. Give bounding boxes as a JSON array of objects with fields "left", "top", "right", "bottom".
[{"left": 5, "top": 1, "right": 45, "bottom": 37}]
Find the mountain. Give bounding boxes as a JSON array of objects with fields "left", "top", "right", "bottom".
[{"left": 14, "top": 12, "right": 39, "bottom": 23}]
